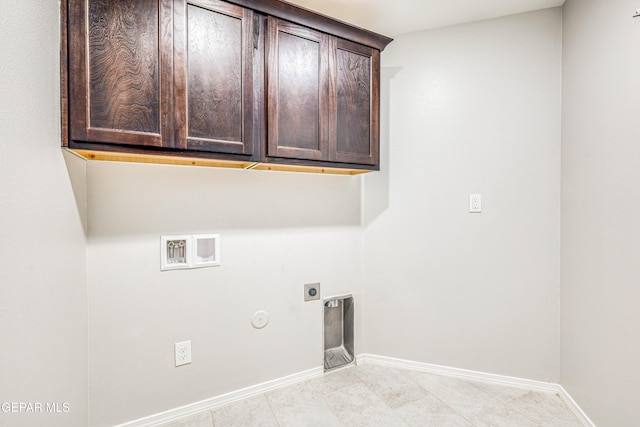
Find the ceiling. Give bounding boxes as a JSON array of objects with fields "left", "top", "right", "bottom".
[{"left": 286, "top": 0, "right": 566, "bottom": 37}]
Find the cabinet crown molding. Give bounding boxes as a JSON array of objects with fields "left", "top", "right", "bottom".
[{"left": 224, "top": 0, "right": 393, "bottom": 51}]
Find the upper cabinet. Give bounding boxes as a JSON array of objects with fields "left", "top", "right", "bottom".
[
  {"left": 331, "top": 38, "right": 379, "bottom": 166},
  {"left": 174, "top": 0, "right": 259, "bottom": 158},
  {"left": 265, "top": 19, "right": 379, "bottom": 168},
  {"left": 266, "top": 17, "right": 330, "bottom": 162},
  {"left": 63, "top": 0, "right": 392, "bottom": 173},
  {"left": 68, "top": 0, "right": 174, "bottom": 148}
]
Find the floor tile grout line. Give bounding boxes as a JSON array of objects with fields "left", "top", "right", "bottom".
[
  {"left": 357, "top": 366, "right": 464, "bottom": 427},
  {"left": 318, "top": 389, "right": 348, "bottom": 426},
  {"left": 461, "top": 377, "right": 532, "bottom": 425},
  {"left": 409, "top": 373, "right": 480, "bottom": 427},
  {"left": 413, "top": 370, "right": 552, "bottom": 427},
  {"left": 363, "top": 367, "right": 430, "bottom": 411},
  {"left": 501, "top": 395, "right": 544, "bottom": 426},
  {"left": 262, "top": 392, "right": 283, "bottom": 427},
  {"left": 325, "top": 375, "right": 407, "bottom": 426}
]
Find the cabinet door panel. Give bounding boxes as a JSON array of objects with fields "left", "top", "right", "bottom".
[
  {"left": 267, "top": 18, "right": 329, "bottom": 161},
  {"left": 331, "top": 38, "right": 379, "bottom": 166},
  {"left": 69, "top": 0, "right": 172, "bottom": 147},
  {"left": 174, "top": 0, "right": 255, "bottom": 156}
]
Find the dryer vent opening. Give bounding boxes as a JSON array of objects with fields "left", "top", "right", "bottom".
[{"left": 324, "top": 295, "right": 354, "bottom": 371}]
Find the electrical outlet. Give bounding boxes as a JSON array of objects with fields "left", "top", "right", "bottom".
[
  {"left": 304, "top": 283, "right": 320, "bottom": 302},
  {"left": 175, "top": 340, "right": 191, "bottom": 367},
  {"left": 469, "top": 194, "right": 482, "bottom": 213}
]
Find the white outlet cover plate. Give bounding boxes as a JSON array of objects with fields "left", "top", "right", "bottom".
[
  {"left": 469, "top": 194, "right": 482, "bottom": 213},
  {"left": 175, "top": 340, "right": 192, "bottom": 367}
]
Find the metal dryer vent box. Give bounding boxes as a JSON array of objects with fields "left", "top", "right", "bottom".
[{"left": 323, "top": 295, "right": 354, "bottom": 371}]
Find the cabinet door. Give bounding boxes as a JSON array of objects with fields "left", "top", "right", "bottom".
[
  {"left": 174, "top": 0, "right": 257, "bottom": 156},
  {"left": 267, "top": 17, "right": 330, "bottom": 161},
  {"left": 330, "top": 38, "right": 379, "bottom": 166},
  {"left": 69, "top": 0, "right": 173, "bottom": 147}
]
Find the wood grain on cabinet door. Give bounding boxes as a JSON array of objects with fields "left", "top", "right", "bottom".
[
  {"left": 174, "top": 0, "right": 256, "bottom": 156},
  {"left": 69, "top": 0, "right": 173, "bottom": 147},
  {"left": 267, "top": 17, "right": 329, "bottom": 161},
  {"left": 330, "top": 38, "right": 379, "bottom": 166}
]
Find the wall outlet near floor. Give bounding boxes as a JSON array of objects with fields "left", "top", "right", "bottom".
[
  {"left": 469, "top": 194, "right": 482, "bottom": 213},
  {"left": 175, "top": 340, "right": 192, "bottom": 367}
]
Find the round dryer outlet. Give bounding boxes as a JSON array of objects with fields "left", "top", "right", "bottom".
[{"left": 251, "top": 310, "right": 270, "bottom": 329}]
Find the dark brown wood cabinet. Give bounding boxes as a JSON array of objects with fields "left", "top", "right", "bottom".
[
  {"left": 63, "top": 0, "right": 392, "bottom": 173},
  {"left": 331, "top": 38, "right": 379, "bottom": 166},
  {"left": 68, "top": 0, "right": 174, "bottom": 148},
  {"left": 267, "top": 17, "right": 330, "bottom": 162},
  {"left": 174, "top": 0, "right": 258, "bottom": 158},
  {"left": 264, "top": 18, "right": 380, "bottom": 168}
]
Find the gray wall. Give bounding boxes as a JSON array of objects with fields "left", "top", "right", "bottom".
[
  {"left": 86, "top": 10, "right": 565, "bottom": 426},
  {"left": 86, "top": 162, "right": 363, "bottom": 426},
  {"left": 362, "top": 8, "right": 563, "bottom": 382},
  {"left": 7, "top": 1, "right": 637, "bottom": 425},
  {"left": 561, "top": 0, "right": 640, "bottom": 425},
  {"left": 0, "top": 1, "right": 88, "bottom": 426}
]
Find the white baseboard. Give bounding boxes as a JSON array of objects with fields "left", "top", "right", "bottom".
[
  {"left": 356, "top": 354, "right": 557, "bottom": 393},
  {"left": 356, "top": 354, "right": 596, "bottom": 427},
  {"left": 558, "top": 384, "right": 597, "bottom": 427},
  {"left": 356, "top": 354, "right": 595, "bottom": 427},
  {"left": 113, "top": 366, "right": 323, "bottom": 427},
  {"left": 116, "top": 354, "right": 596, "bottom": 427}
]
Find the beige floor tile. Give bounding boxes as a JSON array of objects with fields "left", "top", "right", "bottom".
[
  {"left": 395, "top": 395, "right": 474, "bottom": 426},
  {"left": 351, "top": 364, "right": 427, "bottom": 409},
  {"left": 265, "top": 381, "right": 343, "bottom": 427},
  {"left": 413, "top": 372, "right": 505, "bottom": 420},
  {"left": 323, "top": 383, "right": 409, "bottom": 427},
  {"left": 509, "top": 391, "right": 584, "bottom": 426},
  {"left": 468, "top": 380, "right": 532, "bottom": 404},
  {"left": 211, "top": 395, "right": 278, "bottom": 427},
  {"left": 303, "top": 366, "right": 364, "bottom": 395},
  {"left": 474, "top": 405, "right": 537, "bottom": 427},
  {"left": 158, "top": 365, "right": 586, "bottom": 427}
]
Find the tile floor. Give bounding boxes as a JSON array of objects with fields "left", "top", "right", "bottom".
[{"left": 160, "top": 364, "right": 584, "bottom": 427}]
